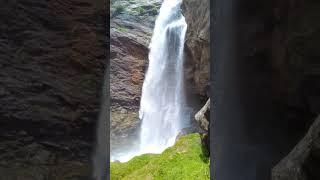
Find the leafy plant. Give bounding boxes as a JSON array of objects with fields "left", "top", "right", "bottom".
[
  {"left": 113, "top": 4, "right": 126, "bottom": 14},
  {"left": 150, "top": 6, "right": 158, "bottom": 16}
]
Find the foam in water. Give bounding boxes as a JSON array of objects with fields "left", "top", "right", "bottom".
[{"left": 113, "top": 0, "right": 188, "bottom": 162}]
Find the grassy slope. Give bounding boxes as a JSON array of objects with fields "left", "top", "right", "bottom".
[{"left": 110, "top": 133, "right": 210, "bottom": 180}]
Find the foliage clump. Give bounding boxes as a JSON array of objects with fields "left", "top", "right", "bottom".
[
  {"left": 113, "top": 4, "right": 126, "bottom": 14},
  {"left": 149, "top": 6, "right": 158, "bottom": 16},
  {"left": 134, "top": 6, "right": 145, "bottom": 15}
]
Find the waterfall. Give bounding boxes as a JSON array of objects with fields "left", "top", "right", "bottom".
[
  {"left": 139, "top": 0, "right": 187, "bottom": 154},
  {"left": 113, "top": 0, "right": 188, "bottom": 162}
]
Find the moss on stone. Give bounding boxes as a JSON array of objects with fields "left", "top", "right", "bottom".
[
  {"left": 135, "top": 7, "right": 145, "bottom": 15},
  {"left": 110, "top": 133, "right": 210, "bottom": 180},
  {"left": 116, "top": 26, "right": 129, "bottom": 33}
]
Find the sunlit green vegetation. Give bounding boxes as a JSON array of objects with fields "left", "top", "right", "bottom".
[{"left": 111, "top": 133, "right": 210, "bottom": 180}]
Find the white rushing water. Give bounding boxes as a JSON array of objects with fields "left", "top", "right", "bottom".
[
  {"left": 113, "top": 0, "right": 188, "bottom": 162},
  {"left": 139, "top": 0, "right": 187, "bottom": 154}
]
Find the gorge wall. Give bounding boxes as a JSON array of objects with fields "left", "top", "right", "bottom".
[
  {"left": 181, "top": 0, "right": 211, "bottom": 154},
  {"left": 1, "top": 0, "right": 318, "bottom": 179},
  {"left": 210, "top": 0, "right": 320, "bottom": 179},
  {"left": 182, "top": 0, "right": 320, "bottom": 179},
  {"left": 0, "top": 0, "right": 106, "bottom": 179},
  {"left": 234, "top": 0, "right": 320, "bottom": 178},
  {"left": 182, "top": 0, "right": 210, "bottom": 99}
]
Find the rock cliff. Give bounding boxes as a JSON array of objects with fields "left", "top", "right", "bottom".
[
  {"left": 182, "top": 0, "right": 210, "bottom": 98},
  {"left": 0, "top": 0, "right": 106, "bottom": 178},
  {"left": 234, "top": 0, "right": 320, "bottom": 178},
  {"left": 182, "top": 0, "right": 320, "bottom": 179},
  {"left": 210, "top": 0, "right": 320, "bottom": 178},
  {"left": 181, "top": 0, "right": 211, "bottom": 156}
]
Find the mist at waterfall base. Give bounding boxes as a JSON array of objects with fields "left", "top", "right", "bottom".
[{"left": 111, "top": 0, "right": 190, "bottom": 162}]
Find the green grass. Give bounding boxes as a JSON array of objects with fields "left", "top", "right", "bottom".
[{"left": 110, "top": 133, "right": 210, "bottom": 180}]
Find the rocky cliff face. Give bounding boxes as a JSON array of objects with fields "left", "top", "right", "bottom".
[
  {"left": 0, "top": 0, "right": 106, "bottom": 178},
  {"left": 182, "top": 0, "right": 320, "bottom": 179},
  {"left": 110, "top": 0, "right": 159, "bottom": 110},
  {"left": 267, "top": 0, "right": 320, "bottom": 178},
  {"left": 182, "top": 0, "right": 210, "bottom": 98},
  {"left": 181, "top": 0, "right": 211, "bottom": 156},
  {"left": 110, "top": 0, "right": 160, "bottom": 156},
  {"left": 209, "top": 0, "right": 320, "bottom": 179}
]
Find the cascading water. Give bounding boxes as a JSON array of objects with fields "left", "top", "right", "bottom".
[
  {"left": 139, "top": 0, "right": 187, "bottom": 154},
  {"left": 113, "top": 0, "right": 188, "bottom": 162}
]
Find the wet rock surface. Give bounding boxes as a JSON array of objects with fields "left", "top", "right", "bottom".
[
  {"left": 0, "top": 0, "right": 106, "bottom": 179},
  {"left": 182, "top": 0, "right": 320, "bottom": 179},
  {"left": 211, "top": 0, "right": 320, "bottom": 179},
  {"left": 182, "top": 0, "right": 210, "bottom": 97},
  {"left": 110, "top": 107, "right": 140, "bottom": 151},
  {"left": 110, "top": 0, "right": 161, "bottom": 110},
  {"left": 180, "top": 0, "right": 211, "bottom": 158}
]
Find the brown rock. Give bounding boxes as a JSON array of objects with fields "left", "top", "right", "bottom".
[
  {"left": 110, "top": 4, "right": 156, "bottom": 109},
  {"left": 0, "top": 0, "right": 106, "bottom": 163},
  {"left": 131, "top": 69, "right": 142, "bottom": 85},
  {"left": 194, "top": 98, "right": 210, "bottom": 154},
  {"left": 182, "top": 0, "right": 210, "bottom": 96}
]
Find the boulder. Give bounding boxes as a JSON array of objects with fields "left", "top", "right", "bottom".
[{"left": 272, "top": 115, "right": 320, "bottom": 180}]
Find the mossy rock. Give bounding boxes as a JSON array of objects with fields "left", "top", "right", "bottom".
[{"left": 110, "top": 133, "right": 210, "bottom": 180}]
